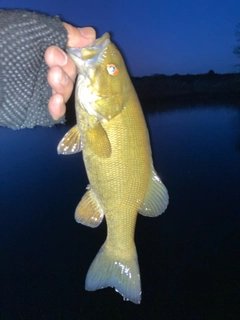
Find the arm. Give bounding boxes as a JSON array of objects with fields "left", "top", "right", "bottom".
[{"left": 0, "top": 10, "right": 95, "bottom": 129}]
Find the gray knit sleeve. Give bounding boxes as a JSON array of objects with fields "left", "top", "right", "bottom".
[{"left": 0, "top": 10, "right": 68, "bottom": 129}]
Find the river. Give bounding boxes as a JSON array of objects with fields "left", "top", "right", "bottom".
[{"left": 1, "top": 99, "right": 240, "bottom": 319}]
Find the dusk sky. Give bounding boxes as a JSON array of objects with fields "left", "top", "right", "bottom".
[{"left": 2, "top": 0, "right": 240, "bottom": 76}]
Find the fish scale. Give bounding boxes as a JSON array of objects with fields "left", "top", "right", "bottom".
[{"left": 58, "top": 33, "right": 169, "bottom": 304}]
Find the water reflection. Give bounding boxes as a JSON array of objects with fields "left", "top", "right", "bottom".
[
  {"left": 1, "top": 100, "right": 240, "bottom": 319},
  {"left": 233, "top": 110, "right": 240, "bottom": 151}
]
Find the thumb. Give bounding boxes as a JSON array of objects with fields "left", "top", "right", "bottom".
[{"left": 63, "top": 22, "right": 96, "bottom": 48}]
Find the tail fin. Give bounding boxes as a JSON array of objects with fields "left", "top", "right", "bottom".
[{"left": 85, "top": 242, "right": 141, "bottom": 304}]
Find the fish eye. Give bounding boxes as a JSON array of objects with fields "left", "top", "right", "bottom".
[{"left": 107, "top": 64, "right": 118, "bottom": 76}]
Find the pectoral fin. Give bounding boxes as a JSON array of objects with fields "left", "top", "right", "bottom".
[
  {"left": 57, "top": 125, "right": 82, "bottom": 155},
  {"left": 86, "top": 123, "right": 111, "bottom": 158},
  {"left": 138, "top": 166, "right": 169, "bottom": 217},
  {"left": 75, "top": 186, "right": 104, "bottom": 228}
]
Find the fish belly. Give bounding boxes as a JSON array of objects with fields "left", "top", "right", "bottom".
[
  {"left": 83, "top": 95, "right": 151, "bottom": 244},
  {"left": 82, "top": 96, "right": 151, "bottom": 303}
]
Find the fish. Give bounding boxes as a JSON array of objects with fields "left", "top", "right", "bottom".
[{"left": 57, "top": 33, "right": 169, "bottom": 304}]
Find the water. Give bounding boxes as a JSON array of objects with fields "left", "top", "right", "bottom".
[{"left": 1, "top": 100, "right": 240, "bottom": 319}]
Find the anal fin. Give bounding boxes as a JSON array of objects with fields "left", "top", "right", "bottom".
[
  {"left": 138, "top": 165, "right": 169, "bottom": 217},
  {"left": 75, "top": 186, "right": 104, "bottom": 228}
]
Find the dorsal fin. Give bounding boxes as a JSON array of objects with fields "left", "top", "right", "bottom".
[{"left": 138, "top": 165, "right": 169, "bottom": 217}]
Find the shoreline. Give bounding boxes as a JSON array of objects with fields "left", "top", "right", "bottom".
[{"left": 132, "top": 72, "right": 240, "bottom": 99}]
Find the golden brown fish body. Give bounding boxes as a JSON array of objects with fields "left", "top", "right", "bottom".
[{"left": 58, "top": 33, "right": 168, "bottom": 304}]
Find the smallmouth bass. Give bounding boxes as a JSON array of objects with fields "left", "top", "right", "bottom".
[{"left": 57, "top": 33, "right": 169, "bottom": 304}]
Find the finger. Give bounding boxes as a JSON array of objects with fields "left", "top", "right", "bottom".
[
  {"left": 47, "top": 66, "right": 74, "bottom": 103},
  {"left": 45, "top": 46, "right": 77, "bottom": 82},
  {"left": 63, "top": 22, "right": 96, "bottom": 47},
  {"left": 48, "top": 94, "right": 66, "bottom": 120}
]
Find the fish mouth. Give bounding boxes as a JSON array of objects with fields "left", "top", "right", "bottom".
[
  {"left": 67, "top": 33, "right": 110, "bottom": 66},
  {"left": 66, "top": 33, "right": 112, "bottom": 120}
]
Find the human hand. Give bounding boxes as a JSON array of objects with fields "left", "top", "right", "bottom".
[{"left": 45, "top": 23, "right": 96, "bottom": 120}]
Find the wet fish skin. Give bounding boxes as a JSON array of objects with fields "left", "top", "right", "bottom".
[{"left": 57, "top": 33, "right": 169, "bottom": 304}]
